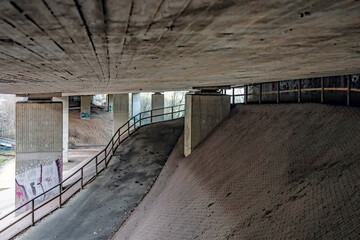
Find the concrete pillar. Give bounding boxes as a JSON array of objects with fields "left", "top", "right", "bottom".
[
  {"left": 15, "top": 101, "right": 63, "bottom": 211},
  {"left": 108, "top": 94, "right": 114, "bottom": 112},
  {"left": 184, "top": 92, "right": 230, "bottom": 157},
  {"left": 132, "top": 93, "right": 141, "bottom": 117},
  {"left": 151, "top": 92, "right": 165, "bottom": 122},
  {"left": 113, "top": 94, "right": 129, "bottom": 134},
  {"left": 80, "top": 95, "right": 92, "bottom": 119},
  {"left": 53, "top": 97, "right": 69, "bottom": 163}
]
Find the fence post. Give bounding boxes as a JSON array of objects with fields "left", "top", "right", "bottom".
[
  {"left": 298, "top": 79, "right": 301, "bottom": 103},
  {"left": 81, "top": 168, "right": 84, "bottom": 189},
  {"left": 140, "top": 113, "right": 142, "bottom": 127},
  {"left": 232, "top": 88, "right": 235, "bottom": 104},
  {"left": 245, "top": 85, "right": 248, "bottom": 104},
  {"left": 277, "top": 81, "right": 280, "bottom": 104},
  {"left": 127, "top": 121, "right": 130, "bottom": 136},
  {"left": 347, "top": 75, "right": 351, "bottom": 106},
  {"left": 59, "top": 183, "right": 62, "bottom": 208},
  {"left": 31, "top": 199, "right": 35, "bottom": 226},
  {"left": 321, "top": 77, "right": 324, "bottom": 103},
  {"left": 259, "top": 83, "right": 262, "bottom": 104},
  {"left": 95, "top": 155, "right": 98, "bottom": 176}
]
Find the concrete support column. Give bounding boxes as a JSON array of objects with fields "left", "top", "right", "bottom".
[
  {"left": 184, "top": 92, "right": 230, "bottom": 157},
  {"left": 132, "top": 93, "right": 141, "bottom": 117},
  {"left": 53, "top": 97, "right": 69, "bottom": 163},
  {"left": 15, "top": 101, "right": 63, "bottom": 211},
  {"left": 108, "top": 94, "right": 114, "bottom": 112},
  {"left": 151, "top": 92, "right": 165, "bottom": 122},
  {"left": 80, "top": 95, "right": 92, "bottom": 120},
  {"left": 113, "top": 94, "right": 129, "bottom": 134}
]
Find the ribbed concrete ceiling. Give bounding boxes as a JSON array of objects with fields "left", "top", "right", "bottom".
[{"left": 0, "top": 0, "right": 359, "bottom": 95}]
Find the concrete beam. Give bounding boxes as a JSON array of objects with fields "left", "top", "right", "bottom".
[
  {"left": 184, "top": 92, "right": 230, "bottom": 157},
  {"left": 80, "top": 95, "right": 92, "bottom": 120},
  {"left": 151, "top": 92, "right": 165, "bottom": 123},
  {"left": 113, "top": 94, "right": 129, "bottom": 134},
  {"left": 15, "top": 101, "right": 63, "bottom": 211}
]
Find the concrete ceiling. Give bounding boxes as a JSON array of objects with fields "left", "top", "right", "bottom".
[{"left": 0, "top": 0, "right": 359, "bottom": 95}]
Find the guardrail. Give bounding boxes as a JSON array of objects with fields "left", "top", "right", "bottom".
[
  {"left": 222, "top": 75, "right": 360, "bottom": 106},
  {"left": 0, "top": 104, "right": 185, "bottom": 238}
]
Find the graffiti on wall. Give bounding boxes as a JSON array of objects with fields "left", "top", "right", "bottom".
[
  {"left": 15, "top": 157, "right": 62, "bottom": 210},
  {"left": 81, "top": 112, "right": 91, "bottom": 119}
]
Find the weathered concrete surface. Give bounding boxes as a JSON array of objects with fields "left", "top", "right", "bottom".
[
  {"left": 0, "top": 1, "right": 359, "bottom": 95},
  {"left": 15, "top": 119, "right": 184, "bottom": 240},
  {"left": 184, "top": 93, "right": 230, "bottom": 156},
  {"left": 114, "top": 104, "right": 360, "bottom": 240},
  {"left": 80, "top": 96, "right": 92, "bottom": 120},
  {"left": 151, "top": 93, "right": 165, "bottom": 123},
  {"left": 15, "top": 102, "right": 63, "bottom": 211},
  {"left": 113, "top": 94, "right": 129, "bottom": 134},
  {"left": 53, "top": 96, "right": 69, "bottom": 162}
]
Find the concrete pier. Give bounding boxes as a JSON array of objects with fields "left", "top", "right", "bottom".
[
  {"left": 113, "top": 94, "right": 129, "bottom": 134},
  {"left": 80, "top": 95, "right": 92, "bottom": 120},
  {"left": 151, "top": 93, "right": 165, "bottom": 122},
  {"left": 15, "top": 101, "right": 63, "bottom": 211},
  {"left": 184, "top": 92, "right": 230, "bottom": 157},
  {"left": 108, "top": 94, "right": 114, "bottom": 112},
  {"left": 53, "top": 97, "right": 69, "bottom": 163},
  {"left": 132, "top": 93, "right": 141, "bottom": 117}
]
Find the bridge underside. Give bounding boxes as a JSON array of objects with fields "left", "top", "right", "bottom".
[{"left": 0, "top": 0, "right": 359, "bottom": 95}]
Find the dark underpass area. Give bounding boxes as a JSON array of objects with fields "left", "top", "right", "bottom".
[{"left": 15, "top": 119, "right": 184, "bottom": 240}]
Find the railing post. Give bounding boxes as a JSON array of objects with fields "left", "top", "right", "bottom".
[
  {"left": 31, "top": 199, "right": 35, "bottom": 226},
  {"left": 150, "top": 110, "right": 153, "bottom": 123},
  {"left": 127, "top": 121, "right": 130, "bottom": 136},
  {"left": 140, "top": 113, "right": 142, "bottom": 127},
  {"left": 104, "top": 148, "right": 107, "bottom": 169},
  {"left": 80, "top": 168, "right": 84, "bottom": 189},
  {"left": 347, "top": 75, "right": 351, "bottom": 106},
  {"left": 298, "top": 79, "right": 301, "bottom": 103},
  {"left": 259, "top": 83, "right": 262, "bottom": 104},
  {"left": 245, "top": 85, "right": 248, "bottom": 104},
  {"left": 171, "top": 107, "right": 174, "bottom": 120},
  {"left": 232, "top": 87, "right": 235, "bottom": 104},
  {"left": 59, "top": 183, "right": 62, "bottom": 208},
  {"left": 95, "top": 155, "right": 98, "bottom": 176},
  {"left": 112, "top": 137, "right": 114, "bottom": 155},
  {"left": 321, "top": 77, "right": 324, "bottom": 103},
  {"left": 277, "top": 81, "right": 280, "bottom": 104}
]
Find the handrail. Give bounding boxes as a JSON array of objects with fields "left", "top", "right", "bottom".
[{"left": 0, "top": 104, "right": 185, "bottom": 237}]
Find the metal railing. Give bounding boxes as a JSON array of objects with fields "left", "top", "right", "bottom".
[
  {"left": 222, "top": 75, "right": 360, "bottom": 106},
  {"left": 0, "top": 104, "right": 185, "bottom": 238}
]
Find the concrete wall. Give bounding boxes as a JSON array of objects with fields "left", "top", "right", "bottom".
[
  {"left": 15, "top": 102, "right": 63, "bottom": 211},
  {"left": 184, "top": 93, "right": 230, "bottom": 157},
  {"left": 113, "top": 94, "right": 129, "bottom": 134},
  {"left": 151, "top": 93, "right": 164, "bottom": 122},
  {"left": 80, "top": 95, "right": 92, "bottom": 119}
]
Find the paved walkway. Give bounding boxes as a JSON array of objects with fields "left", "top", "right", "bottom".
[
  {"left": 15, "top": 119, "right": 184, "bottom": 240},
  {"left": 114, "top": 104, "right": 360, "bottom": 240}
]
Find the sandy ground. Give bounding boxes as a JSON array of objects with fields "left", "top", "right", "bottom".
[
  {"left": 114, "top": 104, "right": 360, "bottom": 240},
  {"left": 69, "top": 107, "right": 113, "bottom": 146},
  {"left": 16, "top": 119, "right": 184, "bottom": 240}
]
